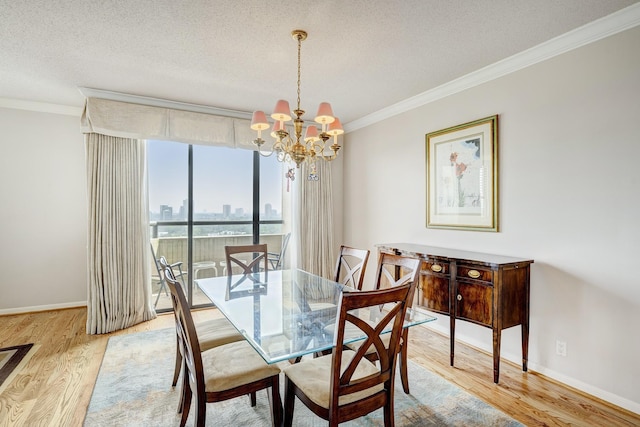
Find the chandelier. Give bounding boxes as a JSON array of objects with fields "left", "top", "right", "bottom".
[{"left": 250, "top": 30, "right": 343, "bottom": 170}]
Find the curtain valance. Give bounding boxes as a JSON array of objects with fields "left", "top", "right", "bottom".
[{"left": 81, "top": 97, "right": 256, "bottom": 149}]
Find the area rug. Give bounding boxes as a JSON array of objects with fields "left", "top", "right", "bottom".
[
  {"left": 0, "top": 343, "right": 37, "bottom": 394},
  {"left": 84, "top": 328, "right": 523, "bottom": 426}
]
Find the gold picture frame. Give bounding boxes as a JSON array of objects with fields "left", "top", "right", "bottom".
[{"left": 425, "top": 115, "right": 499, "bottom": 231}]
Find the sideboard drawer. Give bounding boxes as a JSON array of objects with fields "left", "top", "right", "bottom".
[
  {"left": 423, "top": 260, "right": 450, "bottom": 275},
  {"left": 457, "top": 265, "right": 493, "bottom": 284}
]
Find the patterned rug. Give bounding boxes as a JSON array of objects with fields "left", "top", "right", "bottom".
[
  {"left": 84, "top": 328, "right": 523, "bottom": 426},
  {"left": 0, "top": 343, "right": 37, "bottom": 395}
]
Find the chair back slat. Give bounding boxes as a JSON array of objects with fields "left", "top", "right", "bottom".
[
  {"left": 374, "top": 252, "right": 421, "bottom": 306},
  {"left": 225, "top": 244, "right": 269, "bottom": 289},
  {"left": 333, "top": 245, "right": 370, "bottom": 290}
]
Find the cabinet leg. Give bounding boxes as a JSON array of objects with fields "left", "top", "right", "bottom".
[
  {"left": 493, "top": 329, "right": 501, "bottom": 383},
  {"left": 450, "top": 316, "right": 455, "bottom": 366},
  {"left": 522, "top": 323, "right": 529, "bottom": 372}
]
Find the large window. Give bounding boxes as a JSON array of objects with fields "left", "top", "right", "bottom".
[{"left": 148, "top": 140, "right": 286, "bottom": 310}]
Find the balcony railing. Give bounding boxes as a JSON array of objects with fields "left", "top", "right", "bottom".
[
  {"left": 151, "top": 227, "right": 287, "bottom": 311},
  {"left": 155, "top": 233, "right": 285, "bottom": 276}
]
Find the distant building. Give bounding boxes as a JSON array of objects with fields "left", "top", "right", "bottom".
[
  {"left": 179, "top": 199, "right": 188, "bottom": 219},
  {"left": 265, "top": 203, "right": 273, "bottom": 218},
  {"left": 235, "top": 208, "right": 244, "bottom": 217},
  {"left": 223, "top": 204, "right": 231, "bottom": 218},
  {"left": 160, "top": 204, "right": 173, "bottom": 220}
]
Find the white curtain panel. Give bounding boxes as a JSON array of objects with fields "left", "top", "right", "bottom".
[
  {"left": 295, "top": 161, "right": 336, "bottom": 278},
  {"left": 85, "top": 133, "right": 156, "bottom": 334}
]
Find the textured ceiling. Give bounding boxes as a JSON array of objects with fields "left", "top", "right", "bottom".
[{"left": 1, "top": 0, "right": 638, "bottom": 124}]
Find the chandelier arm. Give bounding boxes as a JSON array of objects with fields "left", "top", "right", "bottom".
[
  {"left": 257, "top": 148, "right": 275, "bottom": 157},
  {"left": 309, "top": 139, "right": 326, "bottom": 156},
  {"left": 319, "top": 152, "right": 338, "bottom": 162}
]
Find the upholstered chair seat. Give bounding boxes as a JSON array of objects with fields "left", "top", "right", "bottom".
[
  {"left": 282, "top": 350, "right": 381, "bottom": 409},
  {"left": 202, "top": 340, "right": 281, "bottom": 392}
]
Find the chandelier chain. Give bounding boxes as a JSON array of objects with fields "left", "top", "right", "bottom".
[{"left": 296, "top": 34, "right": 302, "bottom": 112}]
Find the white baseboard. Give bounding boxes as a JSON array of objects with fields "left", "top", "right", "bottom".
[
  {"left": 527, "top": 363, "right": 640, "bottom": 415},
  {"left": 0, "top": 301, "right": 87, "bottom": 316},
  {"left": 422, "top": 323, "right": 640, "bottom": 415}
]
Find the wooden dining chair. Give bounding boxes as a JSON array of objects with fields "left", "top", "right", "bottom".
[
  {"left": 158, "top": 258, "right": 244, "bottom": 390},
  {"left": 162, "top": 263, "right": 282, "bottom": 427},
  {"left": 282, "top": 283, "right": 415, "bottom": 426},
  {"left": 224, "top": 244, "right": 269, "bottom": 283},
  {"left": 344, "top": 252, "right": 421, "bottom": 394},
  {"left": 333, "top": 245, "right": 370, "bottom": 290}
]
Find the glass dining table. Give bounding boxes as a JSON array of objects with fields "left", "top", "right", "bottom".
[{"left": 196, "top": 269, "right": 436, "bottom": 364}]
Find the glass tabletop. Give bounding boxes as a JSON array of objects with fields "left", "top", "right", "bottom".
[{"left": 196, "top": 269, "right": 436, "bottom": 364}]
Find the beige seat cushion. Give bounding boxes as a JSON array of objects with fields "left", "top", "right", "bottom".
[
  {"left": 202, "top": 341, "right": 281, "bottom": 392},
  {"left": 308, "top": 302, "right": 337, "bottom": 311},
  {"left": 282, "top": 350, "right": 382, "bottom": 409},
  {"left": 196, "top": 318, "right": 244, "bottom": 351}
]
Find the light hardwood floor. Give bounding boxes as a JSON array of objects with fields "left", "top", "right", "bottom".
[{"left": 0, "top": 307, "right": 638, "bottom": 426}]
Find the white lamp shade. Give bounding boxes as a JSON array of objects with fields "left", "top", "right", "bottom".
[
  {"left": 271, "top": 100, "right": 292, "bottom": 122},
  {"left": 314, "top": 102, "right": 336, "bottom": 124},
  {"left": 304, "top": 125, "right": 319, "bottom": 142},
  {"left": 250, "top": 111, "right": 270, "bottom": 131},
  {"left": 327, "top": 117, "right": 344, "bottom": 135}
]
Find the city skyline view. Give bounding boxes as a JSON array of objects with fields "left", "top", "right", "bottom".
[
  {"left": 152, "top": 201, "right": 280, "bottom": 221},
  {"left": 147, "top": 139, "right": 284, "bottom": 216}
]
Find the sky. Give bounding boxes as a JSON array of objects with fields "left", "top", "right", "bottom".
[{"left": 147, "top": 140, "right": 283, "bottom": 214}]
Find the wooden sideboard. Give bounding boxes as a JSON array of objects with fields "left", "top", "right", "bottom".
[{"left": 377, "top": 243, "right": 534, "bottom": 383}]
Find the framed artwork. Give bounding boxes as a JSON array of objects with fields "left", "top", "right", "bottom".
[{"left": 425, "top": 115, "right": 498, "bottom": 231}]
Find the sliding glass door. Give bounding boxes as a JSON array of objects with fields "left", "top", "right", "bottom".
[{"left": 148, "top": 140, "right": 286, "bottom": 311}]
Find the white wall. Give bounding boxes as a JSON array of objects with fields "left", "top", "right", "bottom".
[
  {"left": 0, "top": 106, "right": 87, "bottom": 311},
  {"left": 341, "top": 26, "right": 640, "bottom": 411}
]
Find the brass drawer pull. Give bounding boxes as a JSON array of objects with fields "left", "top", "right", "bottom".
[
  {"left": 468, "top": 269, "right": 481, "bottom": 279},
  {"left": 430, "top": 264, "right": 443, "bottom": 273}
]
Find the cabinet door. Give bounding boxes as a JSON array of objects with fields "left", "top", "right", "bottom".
[
  {"left": 455, "top": 281, "right": 493, "bottom": 326},
  {"left": 419, "top": 260, "right": 450, "bottom": 314}
]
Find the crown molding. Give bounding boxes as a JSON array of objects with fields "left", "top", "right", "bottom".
[
  {"left": 345, "top": 2, "right": 640, "bottom": 133},
  {"left": 77, "top": 87, "right": 253, "bottom": 120},
  {"left": 0, "top": 98, "right": 83, "bottom": 116}
]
